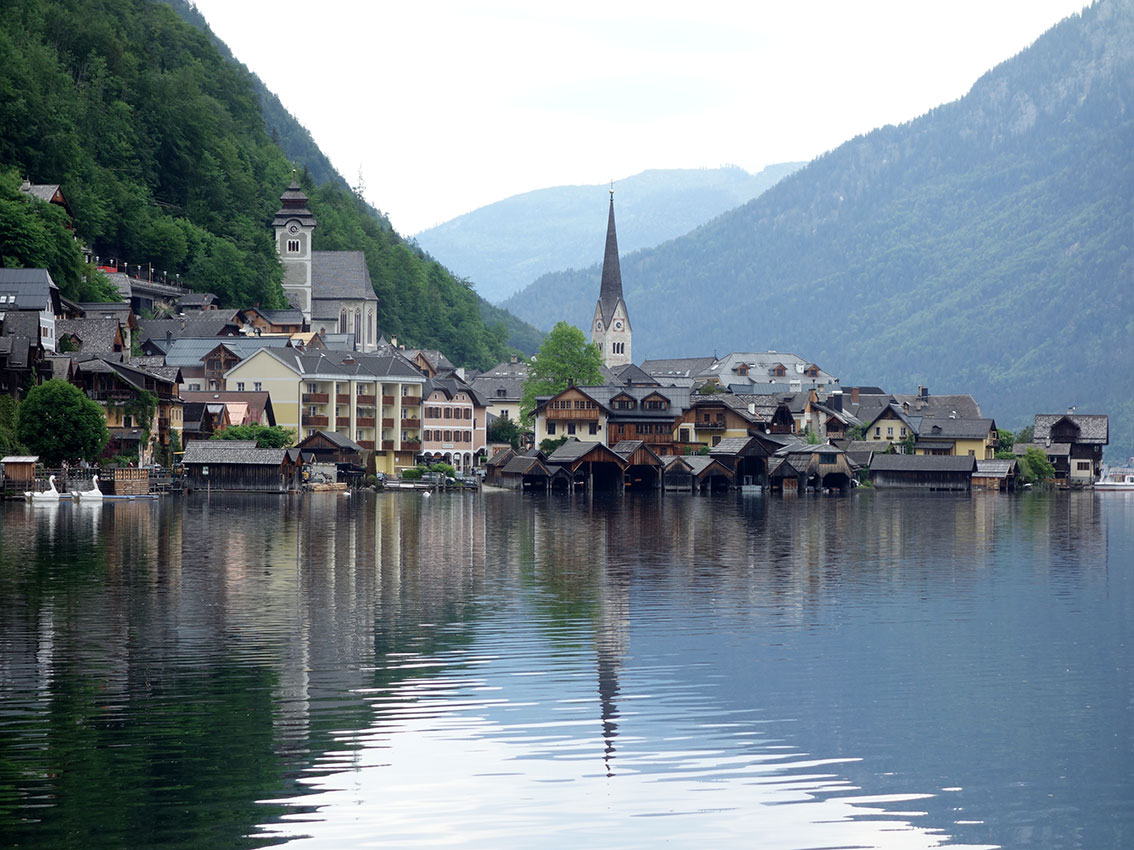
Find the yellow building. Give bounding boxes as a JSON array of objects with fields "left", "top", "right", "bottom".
[
  {"left": 225, "top": 348, "right": 426, "bottom": 474},
  {"left": 914, "top": 419, "right": 998, "bottom": 459}
]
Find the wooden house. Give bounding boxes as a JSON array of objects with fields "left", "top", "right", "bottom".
[
  {"left": 1033, "top": 413, "right": 1108, "bottom": 484},
  {"left": 708, "top": 435, "right": 771, "bottom": 488}
]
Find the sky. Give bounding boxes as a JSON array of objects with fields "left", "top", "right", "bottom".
[{"left": 189, "top": 0, "right": 1089, "bottom": 236}]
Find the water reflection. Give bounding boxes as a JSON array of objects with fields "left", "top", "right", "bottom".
[{"left": 0, "top": 491, "right": 1128, "bottom": 849}]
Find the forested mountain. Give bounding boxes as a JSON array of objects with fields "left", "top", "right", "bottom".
[
  {"left": 415, "top": 164, "right": 803, "bottom": 304},
  {"left": 504, "top": 0, "right": 1134, "bottom": 457},
  {"left": 0, "top": 0, "right": 539, "bottom": 368}
]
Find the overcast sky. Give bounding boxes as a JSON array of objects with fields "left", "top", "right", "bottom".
[{"left": 189, "top": 0, "right": 1087, "bottom": 235}]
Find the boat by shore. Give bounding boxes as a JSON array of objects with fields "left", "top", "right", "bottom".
[{"left": 1095, "top": 468, "right": 1134, "bottom": 491}]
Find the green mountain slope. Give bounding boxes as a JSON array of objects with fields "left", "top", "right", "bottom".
[
  {"left": 415, "top": 164, "right": 803, "bottom": 304},
  {"left": 504, "top": 0, "right": 1134, "bottom": 457},
  {"left": 0, "top": 0, "right": 539, "bottom": 367}
]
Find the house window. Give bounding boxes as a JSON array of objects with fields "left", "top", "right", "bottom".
[
  {"left": 567, "top": 422, "right": 576, "bottom": 435},
  {"left": 287, "top": 239, "right": 300, "bottom": 253},
  {"left": 589, "top": 422, "right": 598, "bottom": 435},
  {"left": 874, "top": 427, "right": 881, "bottom": 437},
  {"left": 236, "top": 382, "right": 245, "bottom": 392},
  {"left": 444, "top": 430, "right": 452, "bottom": 442},
  {"left": 188, "top": 383, "right": 201, "bottom": 391},
  {"left": 254, "top": 382, "right": 262, "bottom": 392},
  {"left": 820, "top": 453, "right": 837, "bottom": 464},
  {"left": 547, "top": 422, "right": 556, "bottom": 435},
  {"left": 207, "top": 359, "right": 220, "bottom": 371},
  {"left": 123, "top": 415, "right": 133, "bottom": 428},
  {"left": 887, "top": 426, "right": 894, "bottom": 437},
  {"left": 307, "top": 383, "right": 318, "bottom": 394},
  {"left": 712, "top": 435, "right": 722, "bottom": 446},
  {"left": 900, "top": 427, "right": 907, "bottom": 437},
  {"left": 1077, "top": 461, "right": 1091, "bottom": 471}
]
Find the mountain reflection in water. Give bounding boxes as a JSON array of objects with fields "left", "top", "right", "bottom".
[{"left": 0, "top": 490, "right": 1129, "bottom": 849}]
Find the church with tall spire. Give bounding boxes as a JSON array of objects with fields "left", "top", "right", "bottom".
[{"left": 590, "top": 188, "right": 632, "bottom": 368}]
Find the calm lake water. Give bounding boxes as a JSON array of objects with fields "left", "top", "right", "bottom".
[{"left": 0, "top": 489, "right": 1130, "bottom": 849}]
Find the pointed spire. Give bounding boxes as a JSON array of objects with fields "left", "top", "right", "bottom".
[
  {"left": 273, "top": 174, "right": 316, "bottom": 228},
  {"left": 598, "top": 189, "right": 623, "bottom": 324}
]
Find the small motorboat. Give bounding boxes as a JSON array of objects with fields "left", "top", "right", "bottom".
[
  {"left": 75, "top": 474, "right": 104, "bottom": 502},
  {"left": 25, "top": 475, "right": 62, "bottom": 503},
  {"left": 1095, "top": 468, "right": 1134, "bottom": 491}
]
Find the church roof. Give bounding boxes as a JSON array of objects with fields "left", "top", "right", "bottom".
[
  {"left": 311, "top": 251, "right": 378, "bottom": 304},
  {"left": 272, "top": 178, "right": 317, "bottom": 228},
  {"left": 597, "top": 194, "right": 628, "bottom": 327}
]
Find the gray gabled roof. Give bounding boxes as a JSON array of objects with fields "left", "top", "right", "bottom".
[
  {"left": 1034, "top": 414, "right": 1108, "bottom": 444},
  {"left": 183, "top": 440, "right": 285, "bottom": 466},
  {"left": 137, "top": 315, "right": 242, "bottom": 344},
  {"left": 917, "top": 418, "right": 996, "bottom": 440},
  {"left": 0, "top": 268, "right": 58, "bottom": 310},
  {"left": 975, "top": 459, "right": 1018, "bottom": 478},
  {"left": 238, "top": 348, "right": 426, "bottom": 381},
  {"left": 158, "top": 336, "right": 293, "bottom": 367},
  {"left": 641, "top": 356, "right": 718, "bottom": 380},
  {"left": 311, "top": 251, "right": 378, "bottom": 303},
  {"left": 501, "top": 454, "right": 548, "bottom": 476},
  {"left": 300, "top": 430, "right": 363, "bottom": 452},
  {"left": 870, "top": 454, "right": 977, "bottom": 473},
  {"left": 1013, "top": 441, "right": 1072, "bottom": 457},
  {"left": 55, "top": 318, "right": 122, "bottom": 353},
  {"left": 892, "top": 393, "right": 983, "bottom": 420}
]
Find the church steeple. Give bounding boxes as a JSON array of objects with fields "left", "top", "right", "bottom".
[
  {"left": 591, "top": 187, "right": 632, "bottom": 368},
  {"left": 273, "top": 176, "right": 316, "bottom": 323}
]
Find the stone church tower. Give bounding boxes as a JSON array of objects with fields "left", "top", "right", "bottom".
[
  {"left": 272, "top": 177, "right": 317, "bottom": 323},
  {"left": 590, "top": 189, "right": 632, "bottom": 368}
]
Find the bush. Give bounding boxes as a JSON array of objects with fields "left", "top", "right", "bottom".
[{"left": 401, "top": 467, "right": 423, "bottom": 480}]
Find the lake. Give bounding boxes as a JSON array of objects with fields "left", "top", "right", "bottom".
[{"left": 0, "top": 489, "right": 1130, "bottom": 849}]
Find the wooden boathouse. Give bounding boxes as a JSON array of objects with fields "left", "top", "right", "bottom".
[
  {"left": 869, "top": 454, "right": 977, "bottom": 491},
  {"left": 182, "top": 440, "right": 299, "bottom": 492}
]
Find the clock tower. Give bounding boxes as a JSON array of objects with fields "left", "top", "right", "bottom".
[
  {"left": 273, "top": 177, "right": 317, "bottom": 323},
  {"left": 591, "top": 188, "right": 632, "bottom": 368}
]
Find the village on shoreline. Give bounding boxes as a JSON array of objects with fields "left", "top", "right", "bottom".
[{"left": 1, "top": 180, "right": 1117, "bottom": 501}]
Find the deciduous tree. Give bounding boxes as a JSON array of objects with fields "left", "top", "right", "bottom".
[
  {"left": 16, "top": 379, "right": 109, "bottom": 465},
  {"left": 520, "top": 322, "right": 603, "bottom": 424}
]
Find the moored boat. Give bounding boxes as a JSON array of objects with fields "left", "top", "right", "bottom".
[{"left": 1095, "top": 468, "right": 1134, "bottom": 491}]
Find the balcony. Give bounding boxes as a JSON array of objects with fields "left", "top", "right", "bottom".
[
  {"left": 356, "top": 417, "right": 375, "bottom": 428},
  {"left": 357, "top": 440, "right": 375, "bottom": 450},
  {"left": 357, "top": 394, "right": 376, "bottom": 406},
  {"left": 698, "top": 419, "right": 726, "bottom": 430},
  {"left": 382, "top": 395, "right": 395, "bottom": 406},
  {"left": 382, "top": 417, "right": 394, "bottom": 428},
  {"left": 302, "top": 392, "right": 329, "bottom": 404},
  {"left": 381, "top": 440, "right": 394, "bottom": 451},
  {"left": 401, "top": 418, "right": 421, "bottom": 429},
  {"left": 337, "top": 394, "right": 350, "bottom": 404},
  {"left": 306, "top": 415, "right": 329, "bottom": 427}
]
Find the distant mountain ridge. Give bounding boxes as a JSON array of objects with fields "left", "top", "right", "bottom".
[
  {"left": 414, "top": 164, "right": 804, "bottom": 304},
  {"left": 503, "top": 0, "right": 1134, "bottom": 458}
]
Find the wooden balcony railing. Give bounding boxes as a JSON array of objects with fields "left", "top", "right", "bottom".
[
  {"left": 401, "top": 418, "right": 421, "bottom": 429},
  {"left": 306, "top": 415, "right": 329, "bottom": 427},
  {"left": 302, "top": 393, "right": 328, "bottom": 404},
  {"left": 336, "top": 394, "right": 350, "bottom": 404},
  {"left": 381, "top": 440, "right": 394, "bottom": 451},
  {"left": 382, "top": 417, "right": 394, "bottom": 428},
  {"left": 382, "top": 395, "right": 395, "bottom": 406},
  {"left": 357, "top": 394, "right": 376, "bottom": 406},
  {"left": 357, "top": 440, "right": 375, "bottom": 450},
  {"left": 356, "top": 417, "right": 375, "bottom": 428}
]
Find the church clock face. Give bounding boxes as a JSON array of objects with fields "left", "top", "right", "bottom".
[
  {"left": 595, "top": 321, "right": 603, "bottom": 332},
  {"left": 289, "top": 225, "right": 298, "bottom": 234},
  {"left": 614, "top": 320, "right": 623, "bottom": 330}
]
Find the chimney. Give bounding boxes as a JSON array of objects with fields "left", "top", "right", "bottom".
[
  {"left": 166, "top": 330, "right": 172, "bottom": 346},
  {"left": 851, "top": 386, "right": 859, "bottom": 404},
  {"left": 391, "top": 335, "right": 397, "bottom": 348}
]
